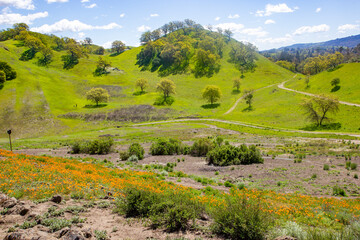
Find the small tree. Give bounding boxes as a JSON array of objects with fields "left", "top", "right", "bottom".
[
  {"left": 86, "top": 88, "right": 109, "bottom": 106},
  {"left": 202, "top": 85, "right": 222, "bottom": 105},
  {"left": 111, "top": 40, "right": 125, "bottom": 54},
  {"left": 0, "top": 70, "right": 6, "bottom": 84},
  {"left": 233, "top": 78, "right": 241, "bottom": 92},
  {"left": 305, "top": 75, "right": 310, "bottom": 88},
  {"left": 94, "top": 56, "right": 111, "bottom": 76},
  {"left": 135, "top": 78, "right": 148, "bottom": 93},
  {"left": 243, "top": 89, "right": 254, "bottom": 108},
  {"left": 300, "top": 94, "right": 340, "bottom": 126},
  {"left": 331, "top": 78, "right": 340, "bottom": 87},
  {"left": 156, "top": 79, "right": 176, "bottom": 101}
]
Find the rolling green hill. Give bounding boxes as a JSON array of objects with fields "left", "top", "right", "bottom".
[
  {"left": 1, "top": 29, "right": 360, "bottom": 139},
  {"left": 286, "top": 63, "right": 360, "bottom": 104}
]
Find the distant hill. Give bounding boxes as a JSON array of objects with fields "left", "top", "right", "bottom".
[{"left": 263, "top": 34, "right": 360, "bottom": 52}]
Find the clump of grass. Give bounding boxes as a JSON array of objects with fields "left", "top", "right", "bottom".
[
  {"left": 333, "top": 185, "right": 346, "bottom": 197},
  {"left": 95, "top": 230, "right": 108, "bottom": 240},
  {"left": 323, "top": 164, "right": 330, "bottom": 171}
]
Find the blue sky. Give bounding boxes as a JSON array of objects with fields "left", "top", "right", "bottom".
[{"left": 0, "top": 0, "right": 359, "bottom": 50}]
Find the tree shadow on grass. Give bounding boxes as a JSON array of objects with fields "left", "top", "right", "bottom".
[
  {"left": 232, "top": 89, "right": 241, "bottom": 95},
  {"left": 133, "top": 91, "right": 146, "bottom": 96},
  {"left": 109, "top": 52, "right": 121, "bottom": 57},
  {"left": 331, "top": 86, "right": 340, "bottom": 92},
  {"left": 0, "top": 84, "right": 3, "bottom": 90},
  {"left": 201, "top": 103, "right": 220, "bottom": 109},
  {"left": 242, "top": 106, "right": 253, "bottom": 112},
  {"left": 83, "top": 104, "right": 107, "bottom": 108},
  {"left": 154, "top": 96, "right": 175, "bottom": 106},
  {"left": 301, "top": 122, "right": 342, "bottom": 131}
]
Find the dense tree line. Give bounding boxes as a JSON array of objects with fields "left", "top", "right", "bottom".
[
  {"left": 263, "top": 45, "right": 360, "bottom": 74},
  {"left": 136, "top": 19, "right": 257, "bottom": 78}
]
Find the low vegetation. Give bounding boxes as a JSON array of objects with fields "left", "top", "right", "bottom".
[{"left": 71, "top": 137, "right": 113, "bottom": 154}]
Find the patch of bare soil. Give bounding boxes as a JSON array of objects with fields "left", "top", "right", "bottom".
[{"left": 0, "top": 194, "right": 219, "bottom": 240}]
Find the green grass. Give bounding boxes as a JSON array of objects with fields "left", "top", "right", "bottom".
[
  {"left": 286, "top": 63, "right": 360, "bottom": 104},
  {"left": 1, "top": 38, "right": 359, "bottom": 140}
]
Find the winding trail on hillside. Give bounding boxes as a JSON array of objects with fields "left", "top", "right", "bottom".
[
  {"left": 223, "top": 83, "right": 278, "bottom": 115},
  {"left": 133, "top": 118, "right": 360, "bottom": 138},
  {"left": 278, "top": 80, "right": 360, "bottom": 108}
]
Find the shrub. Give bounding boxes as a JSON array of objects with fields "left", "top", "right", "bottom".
[
  {"left": 71, "top": 138, "right": 113, "bottom": 155},
  {"left": 190, "top": 138, "right": 215, "bottom": 157},
  {"left": 150, "top": 138, "right": 185, "bottom": 155},
  {"left": 128, "top": 143, "right": 145, "bottom": 160},
  {"left": 119, "top": 151, "right": 130, "bottom": 161},
  {"left": 127, "top": 155, "right": 138, "bottom": 163},
  {"left": 333, "top": 185, "right": 346, "bottom": 197},
  {"left": 211, "top": 193, "right": 273, "bottom": 240},
  {"left": 350, "top": 163, "right": 357, "bottom": 170},
  {"left": 114, "top": 187, "right": 203, "bottom": 232},
  {"left": 206, "top": 144, "right": 263, "bottom": 166},
  {"left": 323, "top": 164, "right": 330, "bottom": 171}
]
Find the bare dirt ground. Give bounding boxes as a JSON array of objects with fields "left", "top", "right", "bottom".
[{"left": 0, "top": 195, "right": 219, "bottom": 240}]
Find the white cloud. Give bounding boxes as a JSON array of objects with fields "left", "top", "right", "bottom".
[
  {"left": 137, "top": 25, "right": 151, "bottom": 32},
  {"left": 0, "top": 0, "right": 34, "bottom": 10},
  {"left": 293, "top": 24, "right": 330, "bottom": 35},
  {"left": 30, "top": 19, "right": 122, "bottom": 33},
  {"left": 315, "top": 7, "right": 321, "bottom": 13},
  {"left": 241, "top": 27, "right": 268, "bottom": 37},
  {"left": 150, "top": 13, "right": 159, "bottom": 17},
  {"left": 214, "top": 22, "right": 244, "bottom": 32},
  {"left": 102, "top": 41, "right": 112, "bottom": 49},
  {"left": 81, "top": 0, "right": 89, "bottom": 2},
  {"left": 0, "top": 11, "right": 48, "bottom": 25},
  {"left": 78, "top": 32, "right": 85, "bottom": 38},
  {"left": 85, "top": 3, "right": 96, "bottom": 8},
  {"left": 256, "top": 3, "right": 297, "bottom": 17},
  {"left": 47, "top": 0, "right": 68, "bottom": 3},
  {"left": 214, "top": 16, "right": 220, "bottom": 21},
  {"left": 338, "top": 24, "right": 359, "bottom": 33},
  {"left": 120, "top": 13, "right": 125, "bottom": 18},
  {"left": 228, "top": 14, "right": 240, "bottom": 19},
  {"left": 265, "top": 19, "right": 275, "bottom": 24},
  {"left": 257, "top": 34, "right": 294, "bottom": 44}
]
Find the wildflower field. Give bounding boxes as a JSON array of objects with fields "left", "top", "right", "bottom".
[{"left": 1, "top": 149, "right": 359, "bottom": 237}]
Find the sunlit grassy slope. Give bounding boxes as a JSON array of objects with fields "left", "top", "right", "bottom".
[
  {"left": 286, "top": 63, "right": 360, "bottom": 104},
  {"left": 1, "top": 37, "right": 359, "bottom": 139}
]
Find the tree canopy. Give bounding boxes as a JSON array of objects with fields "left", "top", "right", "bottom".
[
  {"left": 156, "top": 79, "right": 176, "bottom": 100},
  {"left": 86, "top": 88, "right": 110, "bottom": 106},
  {"left": 0, "top": 61, "right": 16, "bottom": 80},
  {"left": 202, "top": 85, "right": 222, "bottom": 104},
  {"left": 300, "top": 94, "right": 340, "bottom": 126}
]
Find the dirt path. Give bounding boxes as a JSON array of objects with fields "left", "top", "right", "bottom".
[
  {"left": 133, "top": 119, "right": 360, "bottom": 138},
  {"left": 223, "top": 83, "right": 277, "bottom": 115},
  {"left": 278, "top": 80, "right": 360, "bottom": 107}
]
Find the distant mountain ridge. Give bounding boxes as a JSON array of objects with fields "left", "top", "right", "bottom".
[{"left": 264, "top": 34, "right": 360, "bottom": 52}]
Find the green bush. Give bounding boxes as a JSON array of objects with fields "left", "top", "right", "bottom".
[
  {"left": 119, "top": 151, "right": 130, "bottom": 161},
  {"left": 211, "top": 194, "right": 273, "bottom": 240},
  {"left": 206, "top": 144, "right": 263, "bottom": 166},
  {"left": 323, "top": 164, "right": 330, "bottom": 171},
  {"left": 71, "top": 138, "right": 114, "bottom": 155},
  {"left": 128, "top": 143, "right": 145, "bottom": 160},
  {"left": 114, "top": 187, "right": 203, "bottom": 232},
  {"left": 190, "top": 138, "right": 215, "bottom": 157},
  {"left": 150, "top": 138, "right": 185, "bottom": 155},
  {"left": 350, "top": 163, "right": 357, "bottom": 170},
  {"left": 333, "top": 185, "right": 346, "bottom": 197},
  {"left": 127, "top": 155, "right": 138, "bottom": 162}
]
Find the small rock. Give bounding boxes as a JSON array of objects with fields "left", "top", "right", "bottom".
[
  {"left": 3, "top": 233, "right": 25, "bottom": 240},
  {"left": 36, "top": 225, "right": 50, "bottom": 233},
  {"left": 55, "top": 227, "right": 70, "bottom": 238},
  {"left": 50, "top": 195, "right": 62, "bottom": 204},
  {"left": 81, "top": 229, "right": 92, "bottom": 238},
  {"left": 62, "top": 230, "right": 85, "bottom": 240},
  {"left": 274, "top": 236, "right": 297, "bottom": 240},
  {"left": 27, "top": 213, "right": 37, "bottom": 220},
  {"left": 31, "top": 237, "right": 47, "bottom": 240},
  {"left": 3, "top": 198, "right": 17, "bottom": 209}
]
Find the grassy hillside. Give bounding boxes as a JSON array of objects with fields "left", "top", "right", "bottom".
[
  {"left": 286, "top": 63, "right": 360, "bottom": 104},
  {"left": 0, "top": 37, "right": 295, "bottom": 138}
]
